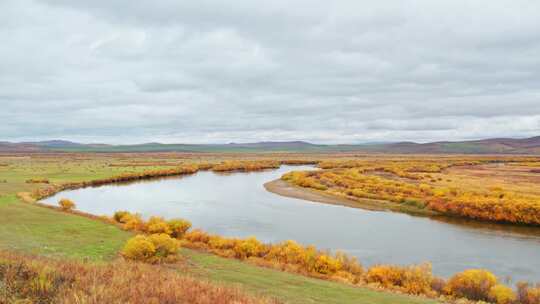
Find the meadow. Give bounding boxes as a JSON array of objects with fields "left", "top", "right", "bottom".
[{"left": 1, "top": 152, "right": 539, "bottom": 304}]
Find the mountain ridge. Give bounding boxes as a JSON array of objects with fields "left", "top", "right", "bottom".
[{"left": 1, "top": 137, "right": 539, "bottom": 154}]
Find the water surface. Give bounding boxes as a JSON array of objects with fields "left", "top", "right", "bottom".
[{"left": 41, "top": 165, "right": 540, "bottom": 282}]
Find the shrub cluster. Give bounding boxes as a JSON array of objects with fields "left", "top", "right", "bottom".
[
  {"left": 25, "top": 178, "right": 50, "bottom": 184},
  {"left": 58, "top": 198, "right": 76, "bottom": 211},
  {"left": 121, "top": 234, "right": 180, "bottom": 263},
  {"left": 183, "top": 230, "right": 364, "bottom": 283},
  {"left": 112, "top": 212, "right": 192, "bottom": 263},
  {"left": 212, "top": 161, "right": 280, "bottom": 172},
  {"left": 366, "top": 263, "right": 434, "bottom": 295},
  {"left": 111, "top": 209, "right": 538, "bottom": 303},
  {"left": 112, "top": 212, "right": 192, "bottom": 239},
  {"left": 182, "top": 229, "right": 540, "bottom": 303}
]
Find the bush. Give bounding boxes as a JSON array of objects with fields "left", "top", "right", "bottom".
[
  {"left": 234, "top": 237, "right": 265, "bottom": 259},
  {"left": 366, "top": 263, "right": 433, "bottom": 295},
  {"left": 184, "top": 229, "right": 211, "bottom": 244},
  {"left": 148, "top": 233, "right": 180, "bottom": 258},
  {"left": 58, "top": 199, "right": 75, "bottom": 211},
  {"left": 335, "top": 251, "right": 363, "bottom": 276},
  {"left": 431, "top": 277, "right": 446, "bottom": 294},
  {"left": 145, "top": 216, "right": 171, "bottom": 235},
  {"left": 208, "top": 236, "right": 238, "bottom": 250},
  {"left": 489, "top": 284, "right": 517, "bottom": 304},
  {"left": 122, "top": 213, "right": 145, "bottom": 231},
  {"left": 121, "top": 234, "right": 180, "bottom": 263},
  {"left": 401, "top": 263, "right": 433, "bottom": 295},
  {"left": 121, "top": 235, "right": 156, "bottom": 262},
  {"left": 445, "top": 269, "right": 498, "bottom": 301},
  {"left": 113, "top": 210, "right": 131, "bottom": 223},
  {"left": 366, "top": 265, "right": 404, "bottom": 288},
  {"left": 517, "top": 282, "right": 540, "bottom": 304},
  {"left": 313, "top": 254, "right": 341, "bottom": 275},
  {"left": 168, "top": 218, "right": 192, "bottom": 238},
  {"left": 266, "top": 240, "right": 306, "bottom": 265}
]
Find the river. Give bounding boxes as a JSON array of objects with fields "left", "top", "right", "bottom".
[{"left": 41, "top": 165, "right": 540, "bottom": 282}]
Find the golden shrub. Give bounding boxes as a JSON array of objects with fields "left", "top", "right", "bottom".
[
  {"left": 234, "top": 237, "right": 265, "bottom": 259},
  {"left": 401, "top": 263, "right": 433, "bottom": 295},
  {"left": 167, "top": 218, "right": 192, "bottom": 238},
  {"left": 147, "top": 233, "right": 180, "bottom": 258},
  {"left": 208, "top": 236, "right": 238, "bottom": 250},
  {"left": 121, "top": 235, "right": 156, "bottom": 262},
  {"left": 122, "top": 234, "right": 179, "bottom": 262},
  {"left": 517, "top": 282, "right": 540, "bottom": 304},
  {"left": 313, "top": 255, "right": 341, "bottom": 275},
  {"left": 122, "top": 213, "right": 145, "bottom": 231},
  {"left": 266, "top": 240, "right": 306, "bottom": 265},
  {"left": 145, "top": 216, "right": 172, "bottom": 235},
  {"left": 113, "top": 210, "right": 131, "bottom": 223},
  {"left": 489, "top": 284, "right": 517, "bottom": 304},
  {"left": 366, "top": 265, "right": 404, "bottom": 288},
  {"left": 58, "top": 199, "right": 76, "bottom": 211},
  {"left": 366, "top": 263, "right": 433, "bottom": 295},
  {"left": 184, "top": 229, "right": 211, "bottom": 244},
  {"left": 445, "top": 269, "right": 498, "bottom": 301},
  {"left": 335, "top": 251, "right": 363, "bottom": 276}
]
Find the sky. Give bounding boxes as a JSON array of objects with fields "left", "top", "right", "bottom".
[{"left": 1, "top": 0, "right": 540, "bottom": 144}]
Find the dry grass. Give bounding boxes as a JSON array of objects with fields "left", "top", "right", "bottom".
[{"left": 0, "top": 250, "right": 279, "bottom": 304}]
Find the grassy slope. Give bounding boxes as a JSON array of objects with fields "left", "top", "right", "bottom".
[
  {"left": 186, "top": 250, "right": 435, "bottom": 304},
  {"left": 0, "top": 154, "right": 436, "bottom": 303},
  {"left": 0, "top": 195, "right": 131, "bottom": 260}
]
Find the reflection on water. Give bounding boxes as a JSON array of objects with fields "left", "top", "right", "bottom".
[{"left": 41, "top": 165, "right": 540, "bottom": 282}]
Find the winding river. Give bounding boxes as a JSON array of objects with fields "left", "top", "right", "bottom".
[{"left": 41, "top": 165, "right": 540, "bottom": 282}]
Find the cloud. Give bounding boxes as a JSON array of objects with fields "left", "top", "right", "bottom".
[{"left": 0, "top": 0, "right": 539, "bottom": 144}]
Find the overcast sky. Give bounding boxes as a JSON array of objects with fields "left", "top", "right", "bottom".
[{"left": 1, "top": 0, "right": 540, "bottom": 144}]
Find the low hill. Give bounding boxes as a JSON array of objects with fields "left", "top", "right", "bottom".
[{"left": 1, "top": 136, "right": 540, "bottom": 154}]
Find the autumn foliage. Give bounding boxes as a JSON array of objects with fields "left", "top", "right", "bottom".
[
  {"left": 366, "top": 263, "right": 434, "bottom": 295},
  {"left": 212, "top": 161, "right": 280, "bottom": 172},
  {"left": 444, "top": 269, "right": 498, "bottom": 301},
  {"left": 283, "top": 157, "right": 540, "bottom": 225},
  {"left": 58, "top": 198, "right": 76, "bottom": 211},
  {"left": 121, "top": 234, "right": 180, "bottom": 263},
  {"left": 107, "top": 209, "right": 540, "bottom": 303}
]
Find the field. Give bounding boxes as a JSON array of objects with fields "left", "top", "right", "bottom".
[
  {"left": 0, "top": 153, "right": 439, "bottom": 304},
  {"left": 1, "top": 152, "right": 540, "bottom": 303},
  {"left": 281, "top": 155, "right": 540, "bottom": 225}
]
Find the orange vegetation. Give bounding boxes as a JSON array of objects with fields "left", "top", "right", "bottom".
[
  {"left": 58, "top": 198, "right": 75, "bottom": 211},
  {"left": 212, "top": 160, "right": 280, "bottom": 172},
  {"left": 0, "top": 250, "right": 277, "bottom": 304},
  {"left": 283, "top": 157, "right": 540, "bottom": 225},
  {"left": 28, "top": 160, "right": 313, "bottom": 202},
  {"left": 25, "top": 178, "right": 49, "bottom": 184},
  {"left": 122, "top": 234, "right": 180, "bottom": 263},
  {"left": 110, "top": 211, "right": 539, "bottom": 304}
]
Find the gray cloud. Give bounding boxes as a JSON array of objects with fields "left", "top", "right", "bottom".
[{"left": 1, "top": 0, "right": 539, "bottom": 144}]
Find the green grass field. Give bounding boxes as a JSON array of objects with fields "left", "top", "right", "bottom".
[
  {"left": 186, "top": 250, "right": 435, "bottom": 304},
  {"left": 0, "top": 154, "right": 437, "bottom": 304}
]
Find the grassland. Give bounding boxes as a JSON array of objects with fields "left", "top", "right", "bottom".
[
  {"left": 280, "top": 156, "right": 540, "bottom": 225},
  {"left": 0, "top": 152, "right": 436, "bottom": 304}
]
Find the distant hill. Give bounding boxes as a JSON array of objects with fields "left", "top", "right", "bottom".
[{"left": 1, "top": 137, "right": 540, "bottom": 154}]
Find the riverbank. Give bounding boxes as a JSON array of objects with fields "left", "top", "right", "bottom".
[
  {"left": 0, "top": 196, "right": 435, "bottom": 304},
  {"left": 264, "top": 179, "right": 438, "bottom": 216},
  {"left": 0, "top": 153, "right": 437, "bottom": 304}
]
